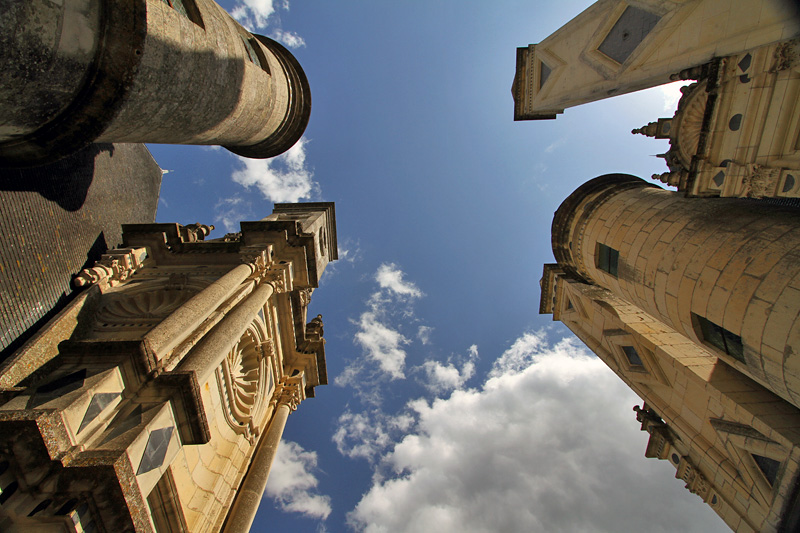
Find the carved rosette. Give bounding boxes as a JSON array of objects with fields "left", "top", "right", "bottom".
[{"left": 217, "top": 328, "right": 273, "bottom": 442}]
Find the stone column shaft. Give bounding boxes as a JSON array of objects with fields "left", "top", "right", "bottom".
[
  {"left": 145, "top": 263, "right": 255, "bottom": 363},
  {"left": 177, "top": 281, "right": 275, "bottom": 385},
  {"left": 223, "top": 402, "right": 290, "bottom": 533}
]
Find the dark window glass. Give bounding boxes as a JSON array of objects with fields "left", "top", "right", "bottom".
[
  {"left": 597, "top": 243, "right": 619, "bottom": 277},
  {"left": 161, "top": 0, "right": 204, "bottom": 28},
  {"left": 539, "top": 62, "right": 551, "bottom": 89},
  {"left": 695, "top": 315, "right": 745, "bottom": 362},
  {"left": 621, "top": 345, "right": 643, "bottom": 367},
  {"left": 242, "top": 36, "right": 262, "bottom": 67},
  {"left": 161, "top": 0, "right": 188, "bottom": 17},
  {"left": 241, "top": 36, "right": 270, "bottom": 73},
  {"left": 598, "top": 6, "right": 661, "bottom": 64},
  {"left": 138, "top": 427, "right": 175, "bottom": 475},
  {"left": 0, "top": 480, "right": 18, "bottom": 505},
  {"left": 752, "top": 454, "right": 781, "bottom": 486}
]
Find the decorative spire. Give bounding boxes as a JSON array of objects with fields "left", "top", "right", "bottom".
[{"left": 632, "top": 121, "right": 660, "bottom": 137}]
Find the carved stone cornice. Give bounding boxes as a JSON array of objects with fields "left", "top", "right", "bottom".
[{"left": 74, "top": 247, "right": 148, "bottom": 288}]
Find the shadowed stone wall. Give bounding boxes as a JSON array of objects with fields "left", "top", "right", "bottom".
[{"left": 0, "top": 143, "right": 161, "bottom": 360}]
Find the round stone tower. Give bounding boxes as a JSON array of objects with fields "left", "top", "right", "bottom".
[
  {"left": 0, "top": 0, "right": 310, "bottom": 166},
  {"left": 552, "top": 174, "right": 800, "bottom": 406}
]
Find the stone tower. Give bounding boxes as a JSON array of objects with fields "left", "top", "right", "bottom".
[
  {"left": 0, "top": 202, "right": 337, "bottom": 532},
  {"left": 0, "top": 0, "right": 311, "bottom": 166},
  {"left": 513, "top": 0, "right": 800, "bottom": 121},
  {"left": 541, "top": 175, "right": 800, "bottom": 531}
]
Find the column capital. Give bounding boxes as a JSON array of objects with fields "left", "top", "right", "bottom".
[{"left": 274, "top": 374, "right": 306, "bottom": 411}]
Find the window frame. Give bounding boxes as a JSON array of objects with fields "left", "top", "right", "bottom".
[
  {"left": 694, "top": 314, "right": 745, "bottom": 363},
  {"left": 596, "top": 243, "right": 619, "bottom": 277}
]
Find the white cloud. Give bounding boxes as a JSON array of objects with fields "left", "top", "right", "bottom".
[
  {"left": 231, "top": 0, "right": 276, "bottom": 30},
  {"left": 231, "top": 137, "right": 318, "bottom": 203},
  {"left": 265, "top": 440, "right": 332, "bottom": 520},
  {"left": 419, "top": 359, "right": 474, "bottom": 393},
  {"left": 660, "top": 80, "right": 688, "bottom": 112},
  {"left": 417, "top": 325, "right": 433, "bottom": 345},
  {"left": 332, "top": 410, "right": 413, "bottom": 463},
  {"left": 488, "top": 330, "right": 546, "bottom": 377},
  {"left": 270, "top": 29, "right": 306, "bottom": 48},
  {"left": 419, "top": 344, "right": 478, "bottom": 393},
  {"left": 346, "top": 331, "right": 726, "bottom": 533},
  {"left": 375, "top": 263, "right": 423, "bottom": 299},
  {"left": 353, "top": 311, "right": 410, "bottom": 380},
  {"left": 215, "top": 196, "right": 253, "bottom": 233},
  {"left": 338, "top": 264, "right": 426, "bottom": 394}
]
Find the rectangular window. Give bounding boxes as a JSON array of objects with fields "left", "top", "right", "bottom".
[
  {"left": 596, "top": 243, "right": 619, "bottom": 277},
  {"left": 695, "top": 314, "right": 745, "bottom": 363},
  {"left": 160, "top": 0, "right": 204, "bottom": 28},
  {"left": 621, "top": 345, "right": 644, "bottom": 367},
  {"left": 241, "top": 35, "right": 271, "bottom": 74}
]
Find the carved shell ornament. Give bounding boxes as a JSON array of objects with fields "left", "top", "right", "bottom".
[
  {"left": 217, "top": 327, "right": 273, "bottom": 440},
  {"left": 670, "top": 81, "right": 708, "bottom": 169},
  {"left": 95, "top": 287, "right": 198, "bottom": 329}
]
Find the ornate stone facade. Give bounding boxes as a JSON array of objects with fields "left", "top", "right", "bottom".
[
  {"left": 514, "top": 0, "right": 800, "bottom": 201},
  {"left": 513, "top": 0, "right": 800, "bottom": 121},
  {"left": 0, "top": 203, "right": 338, "bottom": 532}
]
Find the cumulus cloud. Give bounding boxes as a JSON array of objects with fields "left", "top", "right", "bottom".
[
  {"left": 353, "top": 311, "right": 410, "bottom": 380},
  {"left": 489, "top": 330, "right": 546, "bottom": 377},
  {"left": 338, "top": 263, "right": 426, "bottom": 394},
  {"left": 270, "top": 29, "right": 306, "bottom": 48},
  {"left": 375, "top": 263, "right": 423, "bottom": 299},
  {"left": 215, "top": 195, "right": 253, "bottom": 233},
  {"left": 231, "top": 0, "right": 277, "bottom": 30},
  {"left": 346, "top": 331, "right": 725, "bottom": 533},
  {"left": 417, "top": 325, "right": 433, "bottom": 345},
  {"left": 338, "top": 239, "right": 361, "bottom": 264},
  {"left": 419, "top": 344, "right": 478, "bottom": 393},
  {"left": 231, "top": 138, "right": 318, "bottom": 203},
  {"left": 265, "top": 440, "right": 332, "bottom": 520},
  {"left": 332, "top": 410, "right": 414, "bottom": 463}
]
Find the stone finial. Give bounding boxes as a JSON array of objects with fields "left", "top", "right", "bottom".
[
  {"left": 651, "top": 171, "right": 682, "bottom": 187},
  {"left": 180, "top": 223, "right": 215, "bottom": 243},
  {"left": 632, "top": 121, "right": 659, "bottom": 137}
]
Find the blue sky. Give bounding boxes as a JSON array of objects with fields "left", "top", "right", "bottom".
[{"left": 151, "top": 1, "right": 728, "bottom": 531}]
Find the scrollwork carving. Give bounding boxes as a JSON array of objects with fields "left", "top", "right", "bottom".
[{"left": 741, "top": 164, "right": 781, "bottom": 198}]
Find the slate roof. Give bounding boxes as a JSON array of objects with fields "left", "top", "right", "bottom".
[{"left": 0, "top": 143, "right": 161, "bottom": 361}]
